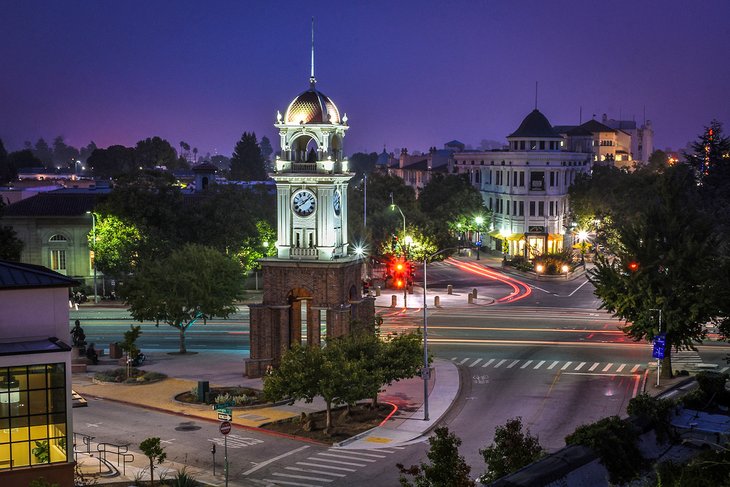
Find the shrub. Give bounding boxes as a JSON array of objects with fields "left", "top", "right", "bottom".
[
  {"left": 169, "top": 466, "right": 199, "bottom": 486},
  {"left": 682, "top": 371, "right": 730, "bottom": 409},
  {"left": 627, "top": 393, "right": 677, "bottom": 442},
  {"left": 565, "top": 416, "right": 643, "bottom": 484},
  {"left": 479, "top": 417, "right": 545, "bottom": 483},
  {"left": 93, "top": 368, "right": 166, "bottom": 384}
]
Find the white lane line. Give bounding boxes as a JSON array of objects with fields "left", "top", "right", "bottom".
[
  {"left": 459, "top": 358, "right": 470, "bottom": 365},
  {"left": 561, "top": 361, "right": 572, "bottom": 370},
  {"left": 616, "top": 364, "right": 626, "bottom": 373},
  {"left": 631, "top": 364, "right": 641, "bottom": 373},
  {"left": 296, "top": 462, "right": 355, "bottom": 472},
  {"left": 451, "top": 357, "right": 458, "bottom": 361},
  {"left": 262, "top": 478, "right": 320, "bottom": 487},
  {"left": 469, "top": 358, "right": 483, "bottom": 367},
  {"left": 494, "top": 359, "right": 507, "bottom": 368},
  {"left": 520, "top": 360, "right": 533, "bottom": 369},
  {"left": 588, "top": 363, "right": 599, "bottom": 372},
  {"left": 482, "top": 359, "right": 495, "bottom": 368},
  {"left": 243, "top": 446, "right": 310, "bottom": 475},
  {"left": 721, "top": 367, "right": 730, "bottom": 373},
  {"left": 285, "top": 467, "right": 346, "bottom": 477},
  {"left": 568, "top": 279, "right": 590, "bottom": 297},
  {"left": 602, "top": 363, "right": 613, "bottom": 372},
  {"left": 309, "top": 457, "right": 367, "bottom": 467},
  {"left": 548, "top": 361, "right": 559, "bottom": 370},
  {"left": 534, "top": 360, "right": 546, "bottom": 369},
  {"left": 372, "top": 449, "right": 396, "bottom": 453},
  {"left": 330, "top": 450, "right": 386, "bottom": 459},
  {"left": 316, "top": 452, "right": 375, "bottom": 463},
  {"left": 273, "top": 472, "right": 333, "bottom": 482},
  {"left": 507, "top": 360, "right": 520, "bottom": 369},
  {"left": 574, "top": 362, "right": 586, "bottom": 371}
]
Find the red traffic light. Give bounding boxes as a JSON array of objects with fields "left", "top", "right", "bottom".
[{"left": 628, "top": 261, "right": 639, "bottom": 272}]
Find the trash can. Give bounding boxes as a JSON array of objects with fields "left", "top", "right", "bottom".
[
  {"left": 109, "top": 342, "right": 122, "bottom": 359},
  {"left": 197, "top": 381, "right": 210, "bottom": 403}
]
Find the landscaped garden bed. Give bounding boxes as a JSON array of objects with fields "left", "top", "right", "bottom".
[
  {"left": 93, "top": 368, "right": 167, "bottom": 384},
  {"left": 175, "top": 386, "right": 267, "bottom": 407}
]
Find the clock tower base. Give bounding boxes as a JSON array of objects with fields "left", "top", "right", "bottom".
[{"left": 244, "top": 256, "right": 375, "bottom": 378}]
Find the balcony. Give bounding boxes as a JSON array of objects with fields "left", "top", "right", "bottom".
[{"left": 290, "top": 247, "right": 319, "bottom": 259}]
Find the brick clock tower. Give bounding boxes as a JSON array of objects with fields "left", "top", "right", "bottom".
[{"left": 245, "top": 57, "right": 375, "bottom": 377}]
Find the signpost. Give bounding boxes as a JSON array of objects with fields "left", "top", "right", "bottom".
[
  {"left": 652, "top": 333, "right": 666, "bottom": 387},
  {"left": 219, "top": 420, "right": 231, "bottom": 486}
]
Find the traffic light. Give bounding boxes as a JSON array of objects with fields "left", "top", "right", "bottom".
[{"left": 627, "top": 261, "right": 639, "bottom": 272}]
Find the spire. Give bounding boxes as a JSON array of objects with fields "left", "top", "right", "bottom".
[
  {"left": 309, "top": 17, "right": 316, "bottom": 89},
  {"left": 534, "top": 81, "right": 538, "bottom": 110}
]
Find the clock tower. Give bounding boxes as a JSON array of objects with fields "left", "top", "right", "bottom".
[{"left": 245, "top": 37, "right": 374, "bottom": 377}]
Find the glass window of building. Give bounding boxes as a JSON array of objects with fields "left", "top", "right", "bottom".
[
  {"left": 530, "top": 171, "right": 545, "bottom": 190},
  {"left": 529, "top": 201, "right": 536, "bottom": 216},
  {"left": 50, "top": 250, "right": 66, "bottom": 272},
  {"left": 519, "top": 201, "right": 524, "bottom": 216},
  {"left": 519, "top": 171, "right": 525, "bottom": 187},
  {"left": 538, "top": 202, "right": 545, "bottom": 216}
]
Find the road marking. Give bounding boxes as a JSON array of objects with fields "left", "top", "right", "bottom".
[
  {"left": 482, "top": 359, "right": 495, "bottom": 368},
  {"left": 272, "top": 472, "right": 333, "bottom": 482},
  {"left": 534, "top": 360, "right": 546, "bottom": 369},
  {"left": 574, "top": 362, "right": 586, "bottom": 371},
  {"left": 330, "top": 449, "right": 386, "bottom": 459},
  {"left": 721, "top": 367, "right": 729, "bottom": 373},
  {"left": 561, "top": 362, "right": 572, "bottom": 370},
  {"left": 494, "top": 359, "right": 507, "bottom": 368},
  {"left": 469, "top": 358, "right": 483, "bottom": 367},
  {"left": 588, "top": 363, "right": 599, "bottom": 371},
  {"left": 451, "top": 357, "right": 457, "bottom": 361},
  {"left": 602, "top": 363, "right": 613, "bottom": 372},
  {"left": 631, "top": 364, "right": 641, "bottom": 373},
  {"left": 568, "top": 279, "right": 590, "bottom": 297},
  {"left": 243, "top": 446, "right": 310, "bottom": 475},
  {"left": 309, "top": 457, "right": 367, "bottom": 467},
  {"left": 459, "top": 358, "right": 470, "bottom": 365},
  {"left": 262, "top": 478, "right": 320, "bottom": 486},
  {"left": 296, "top": 462, "right": 355, "bottom": 472},
  {"left": 507, "top": 360, "right": 520, "bottom": 369},
  {"left": 316, "top": 452, "right": 375, "bottom": 463},
  {"left": 548, "top": 361, "right": 559, "bottom": 370},
  {"left": 285, "top": 467, "right": 345, "bottom": 477},
  {"left": 520, "top": 360, "right": 533, "bottom": 369},
  {"left": 160, "top": 438, "right": 175, "bottom": 444}
]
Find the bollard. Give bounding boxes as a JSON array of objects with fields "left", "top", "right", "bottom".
[
  {"left": 434, "top": 296, "right": 440, "bottom": 307},
  {"left": 468, "top": 294, "right": 474, "bottom": 304},
  {"left": 375, "top": 286, "right": 381, "bottom": 297},
  {"left": 447, "top": 285, "right": 453, "bottom": 295},
  {"left": 472, "top": 288, "right": 478, "bottom": 299},
  {"left": 391, "top": 295, "right": 397, "bottom": 307}
]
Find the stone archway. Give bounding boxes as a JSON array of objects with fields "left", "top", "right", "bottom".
[{"left": 288, "top": 287, "right": 313, "bottom": 347}]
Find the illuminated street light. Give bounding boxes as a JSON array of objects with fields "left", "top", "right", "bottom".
[{"left": 474, "top": 215, "right": 484, "bottom": 260}]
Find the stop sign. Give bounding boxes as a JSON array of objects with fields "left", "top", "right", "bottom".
[{"left": 219, "top": 421, "right": 232, "bottom": 435}]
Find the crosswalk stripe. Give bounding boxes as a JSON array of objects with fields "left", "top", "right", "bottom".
[
  {"left": 534, "top": 360, "right": 546, "bottom": 369},
  {"left": 285, "top": 467, "right": 346, "bottom": 477},
  {"left": 507, "top": 360, "right": 520, "bottom": 369},
  {"left": 520, "top": 360, "right": 533, "bottom": 369},
  {"left": 482, "top": 359, "right": 495, "bottom": 368},
  {"left": 588, "top": 362, "right": 599, "bottom": 371},
  {"left": 548, "top": 361, "right": 559, "bottom": 370},
  {"left": 616, "top": 364, "right": 626, "bottom": 373},
  {"left": 309, "top": 457, "right": 367, "bottom": 467},
  {"left": 721, "top": 367, "right": 729, "bottom": 373},
  {"left": 470, "top": 358, "right": 483, "bottom": 367},
  {"left": 494, "top": 359, "right": 507, "bottom": 368},
  {"left": 316, "top": 453, "right": 375, "bottom": 463},
  {"left": 330, "top": 450, "right": 386, "bottom": 459},
  {"left": 451, "top": 357, "right": 457, "bottom": 361},
  {"left": 631, "top": 364, "right": 640, "bottom": 373},
  {"left": 459, "top": 358, "right": 470, "bottom": 365},
  {"left": 575, "top": 362, "right": 586, "bottom": 371},
  {"left": 263, "top": 478, "right": 321, "bottom": 486},
  {"left": 561, "top": 362, "right": 572, "bottom": 370},
  {"left": 296, "top": 462, "right": 355, "bottom": 472},
  {"left": 602, "top": 363, "right": 613, "bottom": 372},
  {"left": 272, "top": 472, "right": 334, "bottom": 482}
]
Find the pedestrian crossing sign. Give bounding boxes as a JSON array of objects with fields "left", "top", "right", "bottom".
[{"left": 652, "top": 333, "right": 666, "bottom": 359}]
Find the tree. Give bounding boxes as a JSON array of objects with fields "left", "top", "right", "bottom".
[
  {"left": 78, "top": 141, "right": 98, "bottom": 162},
  {"left": 88, "top": 214, "right": 144, "bottom": 278},
  {"left": 479, "top": 417, "right": 545, "bottom": 484},
  {"left": 259, "top": 136, "right": 273, "bottom": 171},
  {"left": 0, "top": 199, "right": 24, "bottom": 260},
  {"left": 230, "top": 132, "right": 267, "bottom": 181},
  {"left": 349, "top": 152, "right": 378, "bottom": 176},
  {"left": 122, "top": 244, "right": 245, "bottom": 353},
  {"left": 0, "top": 138, "right": 10, "bottom": 183},
  {"left": 33, "top": 138, "right": 53, "bottom": 167},
  {"left": 139, "top": 437, "right": 166, "bottom": 487},
  {"left": 7, "top": 149, "right": 42, "bottom": 171},
  {"left": 135, "top": 136, "right": 177, "bottom": 170},
  {"left": 684, "top": 119, "right": 730, "bottom": 182},
  {"left": 397, "top": 426, "right": 475, "bottom": 487},
  {"left": 237, "top": 220, "right": 277, "bottom": 271},
  {"left": 52, "top": 136, "right": 80, "bottom": 168},
  {"left": 210, "top": 155, "right": 230, "bottom": 171},
  {"left": 647, "top": 149, "right": 669, "bottom": 170},
  {"left": 87, "top": 145, "right": 136, "bottom": 179},
  {"left": 588, "top": 164, "right": 721, "bottom": 378}
]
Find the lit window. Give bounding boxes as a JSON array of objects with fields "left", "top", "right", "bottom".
[
  {"left": 48, "top": 235, "right": 67, "bottom": 242},
  {"left": 50, "top": 250, "right": 66, "bottom": 272}
]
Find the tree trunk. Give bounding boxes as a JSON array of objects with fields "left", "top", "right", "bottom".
[
  {"left": 325, "top": 401, "right": 332, "bottom": 432},
  {"left": 371, "top": 393, "right": 378, "bottom": 409},
  {"left": 149, "top": 458, "right": 155, "bottom": 486},
  {"left": 661, "top": 349, "right": 673, "bottom": 379},
  {"left": 178, "top": 326, "right": 186, "bottom": 354}
]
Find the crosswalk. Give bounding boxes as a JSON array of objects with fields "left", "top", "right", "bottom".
[
  {"left": 452, "top": 349, "right": 730, "bottom": 375},
  {"left": 257, "top": 446, "right": 405, "bottom": 486}
]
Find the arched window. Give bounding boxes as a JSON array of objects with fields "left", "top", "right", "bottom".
[{"left": 49, "top": 234, "right": 68, "bottom": 242}]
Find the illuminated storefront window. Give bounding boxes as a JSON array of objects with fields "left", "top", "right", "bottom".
[{"left": 0, "top": 364, "right": 67, "bottom": 470}]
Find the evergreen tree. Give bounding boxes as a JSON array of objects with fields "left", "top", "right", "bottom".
[
  {"left": 397, "top": 427, "right": 474, "bottom": 487},
  {"left": 479, "top": 417, "right": 544, "bottom": 483},
  {"left": 259, "top": 135, "right": 273, "bottom": 171},
  {"left": 0, "top": 138, "right": 9, "bottom": 183},
  {"left": 230, "top": 132, "right": 267, "bottom": 181},
  {"left": 684, "top": 119, "right": 730, "bottom": 181},
  {"left": 33, "top": 138, "right": 53, "bottom": 167},
  {"left": 0, "top": 199, "right": 24, "bottom": 261}
]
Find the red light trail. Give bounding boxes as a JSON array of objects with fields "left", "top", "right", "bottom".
[{"left": 445, "top": 258, "right": 532, "bottom": 303}]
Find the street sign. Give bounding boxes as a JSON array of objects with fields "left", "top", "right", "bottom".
[
  {"left": 652, "top": 333, "right": 666, "bottom": 359},
  {"left": 219, "top": 421, "right": 232, "bottom": 435},
  {"left": 218, "top": 412, "right": 232, "bottom": 422},
  {"left": 215, "top": 407, "right": 232, "bottom": 415}
]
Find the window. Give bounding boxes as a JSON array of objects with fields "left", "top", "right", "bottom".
[
  {"left": 530, "top": 171, "right": 545, "bottom": 190},
  {"left": 513, "top": 201, "right": 517, "bottom": 215},
  {"left": 549, "top": 172, "right": 555, "bottom": 187},
  {"left": 0, "top": 364, "right": 68, "bottom": 471},
  {"left": 519, "top": 171, "right": 525, "bottom": 187},
  {"left": 489, "top": 197, "right": 493, "bottom": 210},
  {"left": 48, "top": 235, "right": 67, "bottom": 242},
  {"left": 520, "top": 141, "right": 526, "bottom": 150},
  {"left": 529, "top": 201, "right": 536, "bottom": 216},
  {"left": 538, "top": 201, "right": 545, "bottom": 216},
  {"left": 549, "top": 201, "right": 554, "bottom": 216},
  {"left": 506, "top": 200, "right": 510, "bottom": 215},
  {"left": 530, "top": 141, "right": 537, "bottom": 150},
  {"left": 513, "top": 171, "right": 517, "bottom": 186},
  {"left": 50, "top": 250, "right": 66, "bottom": 272},
  {"left": 539, "top": 141, "right": 545, "bottom": 150},
  {"left": 519, "top": 201, "right": 524, "bottom": 216}
]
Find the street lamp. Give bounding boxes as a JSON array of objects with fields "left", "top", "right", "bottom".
[
  {"left": 535, "top": 263, "right": 544, "bottom": 280},
  {"left": 576, "top": 229, "right": 589, "bottom": 265},
  {"left": 422, "top": 247, "right": 458, "bottom": 421},
  {"left": 86, "top": 211, "right": 98, "bottom": 303},
  {"left": 474, "top": 215, "right": 484, "bottom": 260}
]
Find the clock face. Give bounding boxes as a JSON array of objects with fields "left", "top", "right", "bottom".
[
  {"left": 333, "top": 190, "right": 341, "bottom": 216},
  {"left": 292, "top": 189, "right": 316, "bottom": 217}
]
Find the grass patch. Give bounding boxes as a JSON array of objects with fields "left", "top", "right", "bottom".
[{"left": 93, "top": 368, "right": 167, "bottom": 384}]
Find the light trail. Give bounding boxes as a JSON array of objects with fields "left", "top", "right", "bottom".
[
  {"left": 381, "top": 324, "right": 625, "bottom": 334},
  {"left": 426, "top": 338, "right": 648, "bottom": 347},
  {"left": 445, "top": 258, "right": 532, "bottom": 303}
]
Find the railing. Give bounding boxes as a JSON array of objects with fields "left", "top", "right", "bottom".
[
  {"left": 97, "top": 442, "right": 134, "bottom": 476},
  {"left": 290, "top": 247, "right": 319, "bottom": 258}
]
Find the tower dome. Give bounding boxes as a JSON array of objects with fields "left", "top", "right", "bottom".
[
  {"left": 508, "top": 109, "right": 561, "bottom": 138},
  {"left": 284, "top": 88, "right": 341, "bottom": 125}
]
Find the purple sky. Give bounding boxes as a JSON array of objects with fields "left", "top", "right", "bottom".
[{"left": 2, "top": 1, "right": 729, "bottom": 157}]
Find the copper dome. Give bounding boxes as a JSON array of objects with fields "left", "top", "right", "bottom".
[{"left": 284, "top": 89, "right": 341, "bottom": 125}]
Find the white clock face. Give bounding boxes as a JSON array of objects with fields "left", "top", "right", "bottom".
[
  {"left": 333, "top": 190, "right": 341, "bottom": 216},
  {"left": 292, "top": 189, "right": 316, "bottom": 217}
]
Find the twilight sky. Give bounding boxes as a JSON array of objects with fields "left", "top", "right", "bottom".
[{"left": 2, "top": 0, "right": 729, "bottom": 158}]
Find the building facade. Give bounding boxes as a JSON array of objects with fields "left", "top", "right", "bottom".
[{"left": 452, "top": 109, "right": 592, "bottom": 257}]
